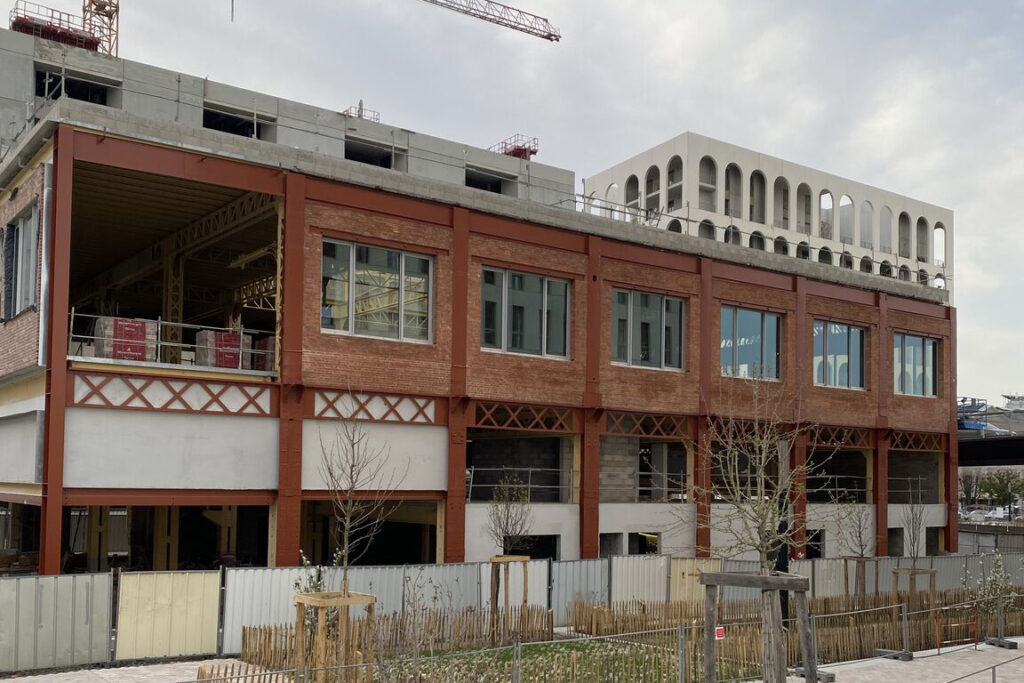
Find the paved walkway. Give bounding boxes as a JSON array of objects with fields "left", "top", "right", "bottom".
[
  {"left": 819, "top": 639, "right": 1024, "bottom": 682},
  {"left": 4, "top": 659, "right": 241, "bottom": 682}
]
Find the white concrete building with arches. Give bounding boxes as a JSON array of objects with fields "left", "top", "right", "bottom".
[{"left": 583, "top": 132, "right": 954, "bottom": 297}]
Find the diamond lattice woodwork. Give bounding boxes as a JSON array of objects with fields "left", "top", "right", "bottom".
[
  {"left": 69, "top": 371, "right": 275, "bottom": 416},
  {"left": 604, "top": 411, "right": 690, "bottom": 438},
  {"left": 809, "top": 425, "right": 874, "bottom": 449},
  {"left": 314, "top": 390, "right": 439, "bottom": 424},
  {"left": 890, "top": 430, "right": 947, "bottom": 452},
  {"left": 471, "top": 401, "right": 576, "bottom": 432}
]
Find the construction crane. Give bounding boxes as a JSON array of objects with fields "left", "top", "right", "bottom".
[{"left": 416, "top": 0, "right": 560, "bottom": 42}]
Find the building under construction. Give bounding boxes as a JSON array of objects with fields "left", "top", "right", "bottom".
[{"left": 0, "top": 9, "right": 956, "bottom": 573}]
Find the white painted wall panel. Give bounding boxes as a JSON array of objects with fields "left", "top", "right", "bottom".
[
  {"left": 599, "top": 503, "right": 694, "bottom": 557},
  {"left": 63, "top": 408, "right": 278, "bottom": 489},
  {"left": 464, "top": 503, "right": 579, "bottom": 562},
  {"left": 0, "top": 412, "right": 41, "bottom": 484},
  {"left": 301, "top": 420, "right": 447, "bottom": 492}
]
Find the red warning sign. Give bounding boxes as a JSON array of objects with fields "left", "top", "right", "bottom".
[{"left": 714, "top": 626, "right": 725, "bottom": 640}]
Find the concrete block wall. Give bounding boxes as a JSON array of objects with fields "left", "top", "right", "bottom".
[{"left": 600, "top": 436, "right": 638, "bottom": 504}]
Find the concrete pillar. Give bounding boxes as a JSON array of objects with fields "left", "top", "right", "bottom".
[{"left": 765, "top": 177, "right": 775, "bottom": 230}]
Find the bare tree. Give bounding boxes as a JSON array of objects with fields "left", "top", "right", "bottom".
[
  {"left": 959, "top": 468, "right": 982, "bottom": 509},
  {"left": 830, "top": 496, "right": 874, "bottom": 559},
  {"left": 486, "top": 472, "right": 534, "bottom": 555},
  {"left": 900, "top": 477, "right": 926, "bottom": 567},
  {"left": 319, "top": 421, "right": 408, "bottom": 592}
]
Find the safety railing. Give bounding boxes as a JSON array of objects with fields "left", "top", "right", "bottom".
[
  {"left": 465, "top": 466, "right": 574, "bottom": 504},
  {"left": 67, "top": 312, "right": 275, "bottom": 375},
  {"left": 600, "top": 467, "right": 688, "bottom": 503}
]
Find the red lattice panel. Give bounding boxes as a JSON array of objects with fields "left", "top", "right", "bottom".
[
  {"left": 605, "top": 412, "right": 690, "bottom": 438},
  {"left": 472, "top": 402, "right": 576, "bottom": 432},
  {"left": 315, "top": 391, "right": 436, "bottom": 424},
  {"left": 890, "top": 430, "right": 947, "bottom": 452},
  {"left": 810, "top": 425, "right": 874, "bottom": 449},
  {"left": 70, "top": 372, "right": 273, "bottom": 416}
]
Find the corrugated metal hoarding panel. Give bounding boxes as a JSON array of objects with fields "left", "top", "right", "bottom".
[
  {"left": 480, "top": 559, "right": 549, "bottom": 609},
  {"left": 115, "top": 571, "right": 219, "bottom": 660},
  {"left": 719, "top": 559, "right": 760, "bottom": 602},
  {"left": 610, "top": 555, "right": 668, "bottom": 603},
  {"left": 0, "top": 573, "right": 111, "bottom": 673},
  {"left": 1000, "top": 552, "right": 1024, "bottom": 583},
  {"left": 405, "top": 563, "right": 481, "bottom": 611},
  {"left": 669, "top": 558, "right": 719, "bottom": 602},
  {"left": 222, "top": 567, "right": 305, "bottom": 655},
  {"left": 323, "top": 565, "right": 405, "bottom": 615},
  {"left": 551, "top": 559, "right": 607, "bottom": 627},
  {"left": 931, "top": 555, "right": 967, "bottom": 592}
]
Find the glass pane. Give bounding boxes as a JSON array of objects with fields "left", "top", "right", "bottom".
[
  {"left": 924, "top": 339, "right": 935, "bottom": 396},
  {"left": 663, "top": 298, "right": 682, "bottom": 369},
  {"left": 905, "top": 334, "right": 923, "bottom": 395},
  {"left": 545, "top": 279, "right": 568, "bottom": 356},
  {"left": 736, "top": 308, "right": 763, "bottom": 378},
  {"left": 481, "top": 269, "right": 503, "bottom": 349},
  {"left": 321, "top": 241, "right": 350, "bottom": 331},
  {"left": 813, "top": 321, "right": 825, "bottom": 385},
  {"left": 402, "top": 255, "right": 430, "bottom": 341},
  {"left": 507, "top": 272, "right": 543, "bottom": 355},
  {"left": 893, "top": 334, "right": 903, "bottom": 393},
  {"left": 720, "top": 306, "right": 734, "bottom": 375},
  {"left": 849, "top": 327, "right": 864, "bottom": 388},
  {"left": 632, "top": 292, "right": 662, "bottom": 367},
  {"left": 353, "top": 245, "right": 400, "bottom": 339},
  {"left": 764, "top": 313, "right": 780, "bottom": 378},
  {"left": 828, "top": 322, "right": 849, "bottom": 387},
  {"left": 611, "top": 290, "right": 629, "bottom": 362}
]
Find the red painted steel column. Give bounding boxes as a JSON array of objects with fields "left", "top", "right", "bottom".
[
  {"left": 695, "top": 258, "right": 714, "bottom": 557},
  {"left": 444, "top": 208, "right": 470, "bottom": 562},
  {"left": 945, "top": 308, "right": 958, "bottom": 552},
  {"left": 40, "top": 125, "right": 74, "bottom": 575},
  {"left": 580, "top": 236, "right": 603, "bottom": 559},
  {"left": 275, "top": 172, "right": 306, "bottom": 566},
  {"left": 875, "top": 292, "right": 890, "bottom": 556}
]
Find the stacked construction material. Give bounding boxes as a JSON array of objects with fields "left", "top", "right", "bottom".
[
  {"left": 94, "top": 317, "right": 157, "bottom": 362},
  {"left": 196, "top": 329, "right": 252, "bottom": 369},
  {"left": 252, "top": 335, "right": 275, "bottom": 371}
]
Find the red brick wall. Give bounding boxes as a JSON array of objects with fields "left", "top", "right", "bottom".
[{"left": 0, "top": 164, "right": 44, "bottom": 378}]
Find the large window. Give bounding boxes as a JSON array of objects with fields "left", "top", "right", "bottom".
[
  {"left": 481, "top": 267, "right": 569, "bottom": 357},
  {"left": 893, "top": 333, "right": 937, "bottom": 396},
  {"left": 720, "top": 306, "right": 781, "bottom": 379},
  {"left": 2, "top": 205, "right": 39, "bottom": 319},
  {"left": 611, "top": 289, "right": 684, "bottom": 369},
  {"left": 321, "top": 239, "right": 432, "bottom": 342},
  {"left": 813, "top": 321, "right": 865, "bottom": 389}
]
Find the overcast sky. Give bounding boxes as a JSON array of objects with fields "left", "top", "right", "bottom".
[{"left": 53, "top": 0, "right": 1024, "bottom": 405}]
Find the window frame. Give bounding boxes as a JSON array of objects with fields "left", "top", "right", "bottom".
[
  {"left": 719, "top": 304, "right": 782, "bottom": 380},
  {"left": 812, "top": 319, "right": 866, "bottom": 390},
  {"left": 480, "top": 266, "right": 571, "bottom": 359},
  {"left": 893, "top": 331, "right": 938, "bottom": 397},
  {"left": 610, "top": 287, "right": 686, "bottom": 371},
  {"left": 319, "top": 237, "right": 434, "bottom": 344},
  {"left": 3, "top": 204, "right": 39, "bottom": 319}
]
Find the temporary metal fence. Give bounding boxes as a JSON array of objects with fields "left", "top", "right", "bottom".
[{"left": 550, "top": 558, "right": 607, "bottom": 627}]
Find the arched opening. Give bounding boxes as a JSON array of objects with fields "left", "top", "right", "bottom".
[
  {"left": 839, "top": 194, "right": 854, "bottom": 244},
  {"left": 898, "top": 211, "right": 911, "bottom": 258},
  {"left": 645, "top": 165, "right": 661, "bottom": 213},
  {"left": 724, "top": 225, "right": 741, "bottom": 245},
  {"left": 917, "top": 269, "right": 929, "bottom": 285},
  {"left": 749, "top": 170, "right": 766, "bottom": 223},
  {"left": 916, "top": 217, "right": 929, "bottom": 263},
  {"left": 773, "top": 177, "right": 790, "bottom": 229},
  {"left": 879, "top": 206, "right": 893, "bottom": 253},
  {"left": 796, "top": 184, "right": 812, "bottom": 234},
  {"left": 934, "top": 222, "right": 946, "bottom": 266},
  {"left": 880, "top": 261, "right": 893, "bottom": 277},
  {"left": 604, "top": 182, "right": 620, "bottom": 220},
  {"left": 797, "top": 242, "right": 810, "bottom": 260},
  {"left": 860, "top": 201, "right": 874, "bottom": 248},
  {"left": 666, "top": 155, "right": 683, "bottom": 212},
  {"left": 587, "top": 191, "right": 601, "bottom": 216},
  {"left": 898, "top": 265, "right": 911, "bottom": 281},
  {"left": 749, "top": 231, "right": 765, "bottom": 250},
  {"left": 818, "top": 246, "right": 833, "bottom": 265},
  {"left": 934, "top": 274, "right": 946, "bottom": 289},
  {"left": 699, "top": 156, "right": 717, "bottom": 211},
  {"left": 774, "top": 236, "right": 789, "bottom": 255},
  {"left": 698, "top": 219, "right": 716, "bottom": 240},
  {"left": 724, "top": 163, "right": 742, "bottom": 218},
  {"left": 840, "top": 251, "right": 854, "bottom": 269},
  {"left": 859, "top": 256, "right": 873, "bottom": 273},
  {"left": 667, "top": 219, "right": 682, "bottom": 233},
  {"left": 625, "top": 175, "right": 640, "bottom": 222},
  {"left": 819, "top": 190, "right": 834, "bottom": 239}
]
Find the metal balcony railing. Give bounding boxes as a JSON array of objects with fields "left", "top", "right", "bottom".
[
  {"left": 600, "top": 467, "right": 688, "bottom": 503},
  {"left": 465, "top": 466, "right": 574, "bottom": 504}
]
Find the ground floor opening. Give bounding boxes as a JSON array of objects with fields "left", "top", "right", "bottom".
[{"left": 301, "top": 499, "right": 440, "bottom": 566}]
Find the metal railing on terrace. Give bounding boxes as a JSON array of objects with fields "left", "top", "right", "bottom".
[
  {"left": 67, "top": 312, "right": 275, "bottom": 376},
  {"left": 601, "top": 466, "right": 689, "bottom": 503},
  {"left": 465, "top": 466, "right": 574, "bottom": 504}
]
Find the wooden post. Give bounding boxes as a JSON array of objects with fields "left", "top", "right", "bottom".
[
  {"left": 703, "top": 584, "right": 718, "bottom": 683},
  {"left": 793, "top": 590, "right": 817, "bottom": 683},
  {"left": 295, "top": 603, "right": 305, "bottom": 679}
]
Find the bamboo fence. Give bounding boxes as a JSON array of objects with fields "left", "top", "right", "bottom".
[{"left": 197, "top": 661, "right": 289, "bottom": 682}]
